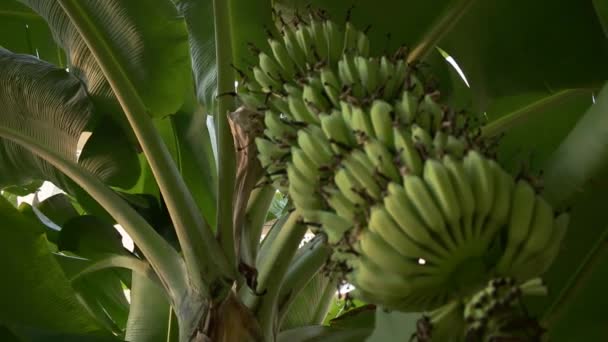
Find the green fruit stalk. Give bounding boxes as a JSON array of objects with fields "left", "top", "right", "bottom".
[{"left": 237, "top": 12, "right": 569, "bottom": 337}]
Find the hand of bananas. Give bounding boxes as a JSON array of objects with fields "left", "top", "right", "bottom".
[{"left": 237, "top": 10, "right": 569, "bottom": 340}]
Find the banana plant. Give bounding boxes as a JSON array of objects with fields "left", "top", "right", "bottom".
[{"left": 0, "top": 0, "right": 606, "bottom": 341}]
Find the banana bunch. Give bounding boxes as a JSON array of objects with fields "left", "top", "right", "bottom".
[
  {"left": 240, "top": 12, "right": 570, "bottom": 317},
  {"left": 410, "top": 277, "right": 547, "bottom": 341}
]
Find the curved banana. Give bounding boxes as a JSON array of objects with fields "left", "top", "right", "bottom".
[
  {"left": 481, "top": 160, "right": 514, "bottom": 243},
  {"left": 370, "top": 99, "right": 395, "bottom": 146},
  {"left": 403, "top": 175, "right": 455, "bottom": 251},
  {"left": 393, "top": 128, "right": 423, "bottom": 176},
  {"left": 320, "top": 67, "right": 341, "bottom": 107},
  {"left": 358, "top": 229, "right": 438, "bottom": 277},
  {"left": 323, "top": 187, "right": 358, "bottom": 222},
  {"left": 282, "top": 27, "right": 306, "bottom": 71},
  {"left": 307, "top": 210, "right": 353, "bottom": 244},
  {"left": 288, "top": 95, "right": 318, "bottom": 124},
  {"left": 308, "top": 18, "right": 329, "bottom": 61},
  {"left": 253, "top": 66, "right": 280, "bottom": 92},
  {"left": 368, "top": 204, "right": 442, "bottom": 265},
  {"left": 341, "top": 153, "right": 382, "bottom": 200},
  {"left": 356, "top": 56, "right": 379, "bottom": 95},
  {"left": 303, "top": 83, "right": 330, "bottom": 114},
  {"left": 295, "top": 25, "right": 314, "bottom": 64},
  {"left": 258, "top": 52, "right": 284, "bottom": 82},
  {"left": 395, "top": 91, "right": 419, "bottom": 125},
  {"left": 264, "top": 111, "right": 296, "bottom": 142},
  {"left": 423, "top": 158, "right": 461, "bottom": 246},
  {"left": 297, "top": 126, "right": 333, "bottom": 167},
  {"left": 291, "top": 147, "right": 319, "bottom": 184},
  {"left": 350, "top": 105, "right": 376, "bottom": 138},
  {"left": 323, "top": 20, "right": 344, "bottom": 64},
  {"left": 268, "top": 38, "right": 297, "bottom": 77},
  {"left": 463, "top": 150, "right": 495, "bottom": 238},
  {"left": 384, "top": 182, "right": 450, "bottom": 259},
  {"left": 364, "top": 139, "right": 400, "bottom": 182},
  {"left": 320, "top": 111, "right": 356, "bottom": 152},
  {"left": 495, "top": 179, "right": 537, "bottom": 275},
  {"left": 334, "top": 167, "right": 367, "bottom": 206},
  {"left": 442, "top": 154, "right": 475, "bottom": 241},
  {"left": 511, "top": 195, "right": 555, "bottom": 272},
  {"left": 411, "top": 124, "right": 434, "bottom": 153}
]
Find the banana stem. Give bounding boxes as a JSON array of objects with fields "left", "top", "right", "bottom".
[
  {"left": 213, "top": 0, "right": 238, "bottom": 276},
  {"left": 246, "top": 211, "right": 307, "bottom": 339}
]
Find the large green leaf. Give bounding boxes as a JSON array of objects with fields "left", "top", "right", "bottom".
[
  {"left": 19, "top": 0, "right": 191, "bottom": 119},
  {"left": 0, "top": 196, "right": 108, "bottom": 339},
  {"left": 0, "top": 48, "right": 138, "bottom": 192},
  {"left": 0, "top": 0, "right": 64, "bottom": 66},
  {"left": 173, "top": 0, "right": 274, "bottom": 110},
  {"left": 543, "top": 83, "right": 608, "bottom": 206}
]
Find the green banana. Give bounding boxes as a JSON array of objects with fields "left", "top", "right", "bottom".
[
  {"left": 481, "top": 160, "right": 514, "bottom": 243},
  {"left": 356, "top": 31, "right": 370, "bottom": 56},
  {"left": 307, "top": 210, "right": 353, "bottom": 244},
  {"left": 358, "top": 229, "right": 438, "bottom": 277},
  {"left": 302, "top": 82, "right": 330, "bottom": 114},
  {"left": 364, "top": 139, "right": 400, "bottom": 181},
  {"left": 403, "top": 175, "right": 454, "bottom": 251},
  {"left": 287, "top": 164, "right": 323, "bottom": 211},
  {"left": 320, "top": 111, "right": 356, "bottom": 152},
  {"left": 379, "top": 56, "right": 396, "bottom": 99},
  {"left": 442, "top": 154, "right": 475, "bottom": 241},
  {"left": 282, "top": 27, "right": 307, "bottom": 71},
  {"left": 384, "top": 182, "right": 449, "bottom": 258},
  {"left": 253, "top": 66, "right": 281, "bottom": 92},
  {"left": 334, "top": 167, "right": 366, "bottom": 206},
  {"left": 297, "top": 125, "right": 333, "bottom": 167},
  {"left": 395, "top": 91, "right": 419, "bottom": 125},
  {"left": 341, "top": 153, "right": 382, "bottom": 200},
  {"left": 463, "top": 150, "right": 495, "bottom": 238},
  {"left": 445, "top": 135, "right": 467, "bottom": 158},
  {"left": 393, "top": 128, "right": 423, "bottom": 175},
  {"left": 258, "top": 51, "right": 284, "bottom": 82},
  {"left": 264, "top": 111, "right": 296, "bottom": 142},
  {"left": 323, "top": 19, "right": 344, "bottom": 63},
  {"left": 288, "top": 95, "right": 318, "bottom": 124},
  {"left": 319, "top": 66, "right": 341, "bottom": 106},
  {"left": 495, "top": 179, "right": 537, "bottom": 275},
  {"left": 423, "top": 158, "right": 461, "bottom": 245},
  {"left": 511, "top": 195, "right": 555, "bottom": 270},
  {"left": 268, "top": 38, "right": 297, "bottom": 77},
  {"left": 291, "top": 147, "right": 319, "bottom": 184},
  {"left": 309, "top": 18, "right": 329, "bottom": 61},
  {"left": 411, "top": 124, "right": 434, "bottom": 153},
  {"left": 343, "top": 22, "right": 359, "bottom": 53},
  {"left": 323, "top": 187, "right": 358, "bottom": 222},
  {"left": 368, "top": 204, "right": 442, "bottom": 265},
  {"left": 350, "top": 105, "right": 376, "bottom": 138},
  {"left": 355, "top": 56, "right": 379, "bottom": 94},
  {"left": 370, "top": 99, "right": 395, "bottom": 146},
  {"left": 295, "top": 25, "right": 315, "bottom": 64}
]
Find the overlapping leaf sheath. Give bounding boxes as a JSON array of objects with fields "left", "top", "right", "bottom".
[{"left": 238, "top": 13, "right": 569, "bottom": 320}]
